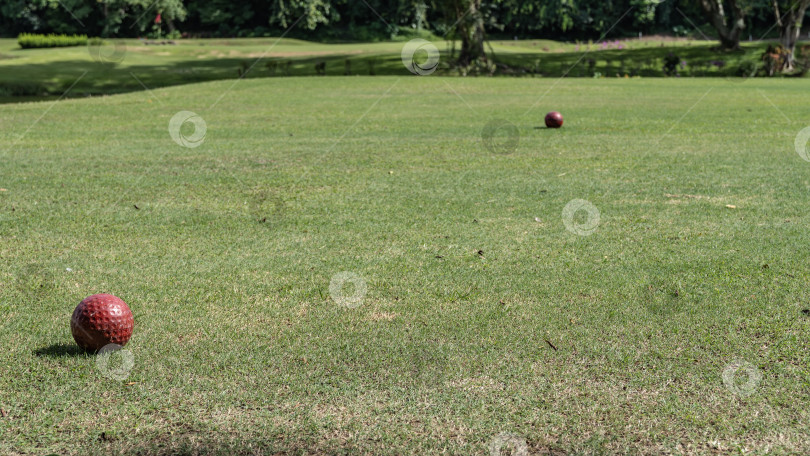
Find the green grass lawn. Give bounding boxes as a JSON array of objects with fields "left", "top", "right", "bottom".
[
  {"left": 0, "top": 35, "right": 802, "bottom": 103},
  {"left": 1, "top": 75, "right": 810, "bottom": 455}
]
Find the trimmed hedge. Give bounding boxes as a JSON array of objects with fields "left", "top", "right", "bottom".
[{"left": 18, "top": 33, "right": 88, "bottom": 49}]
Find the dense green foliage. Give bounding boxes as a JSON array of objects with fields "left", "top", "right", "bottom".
[
  {"left": 17, "top": 32, "right": 88, "bottom": 48},
  {"left": 1, "top": 0, "right": 186, "bottom": 38},
  {"left": 0, "top": 0, "right": 804, "bottom": 41}
]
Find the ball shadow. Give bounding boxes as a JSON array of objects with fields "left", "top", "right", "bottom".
[{"left": 34, "top": 343, "right": 88, "bottom": 358}]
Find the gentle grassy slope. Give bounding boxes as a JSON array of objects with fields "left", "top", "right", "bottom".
[
  {"left": 1, "top": 76, "right": 809, "bottom": 455},
  {"left": 0, "top": 36, "right": 800, "bottom": 103}
]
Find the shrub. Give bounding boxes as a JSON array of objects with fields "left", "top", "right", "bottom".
[
  {"left": 663, "top": 53, "right": 680, "bottom": 76},
  {"left": 672, "top": 25, "right": 689, "bottom": 37},
  {"left": 761, "top": 45, "right": 789, "bottom": 76},
  {"left": 0, "top": 82, "right": 47, "bottom": 97},
  {"left": 18, "top": 33, "right": 88, "bottom": 49},
  {"left": 797, "top": 45, "right": 810, "bottom": 76},
  {"left": 738, "top": 61, "right": 758, "bottom": 78}
]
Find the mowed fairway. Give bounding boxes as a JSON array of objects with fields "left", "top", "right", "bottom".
[{"left": 1, "top": 77, "right": 809, "bottom": 455}]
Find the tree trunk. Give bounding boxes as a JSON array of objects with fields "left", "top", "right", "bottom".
[
  {"left": 775, "top": 0, "right": 810, "bottom": 70},
  {"left": 455, "top": 0, "right": 486, "bottom": 66},
  {"left": 697, "top": 0, "right": 746, "bottom": 50}
]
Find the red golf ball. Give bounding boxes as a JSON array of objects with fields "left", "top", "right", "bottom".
[
  {"left": 71, "top": 294, "right": 134, "bottom": 352},
  {"left": 545, "top": 111, "right": 564, "bottom": 128}
]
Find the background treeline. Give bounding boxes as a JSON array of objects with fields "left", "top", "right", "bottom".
[{"left": 0, "top": 0, "right": 799, "bottom": 42}]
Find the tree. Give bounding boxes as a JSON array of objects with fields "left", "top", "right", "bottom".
[
  {"left": 184, "top": 0, "right": 268, "bottom": 37},
  {"left": 633, "top": 0, "right": 662, "bottom": 29},
  {"left": 500, "top": 0, "right": 576, "bottom": 35},
  {"left": 696, "top": 0, "right": 747, "bottom": 50},
  {"left": 0, "top": 0, "right": 47, "bottom": 36},
  {"left": 434, "top": 0, "right": 488, "bottom": 66},
  {"left": 98, "top": 0, "right": 186, "bottom": 37},
  {"left": 771, "top": 0, "right": 810, "bottom": 69},
  {"left": 269, "top": 0, "right": 335, "bottom": 31},
  {"left": 0, "top": 0, "right": 186, "bottom": 37}
]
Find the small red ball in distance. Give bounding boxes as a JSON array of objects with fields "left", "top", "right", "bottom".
[
  {"left": 71, "top": 294, "right": 134, "bottom": 352},
  {"left": 545, "top": 111, "right": 564, "bottom": 128}
]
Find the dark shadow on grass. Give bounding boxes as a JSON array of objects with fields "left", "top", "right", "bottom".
[
  {"left": 0, "top": 53, "right": 408, "bottom": 104},
  {"left": 0, "top": 40, "right": 780, "bottom": 104},
  {"left": 34, "top": 343, "right": 87, "bottom": 358}
]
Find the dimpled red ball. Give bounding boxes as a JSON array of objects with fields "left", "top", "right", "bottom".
[
  {"left": 545, "top": 111, "right": 564, "bottom": 128},
  {"left": 71, "top": 294, "right": 134, "bottom": 352}
]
